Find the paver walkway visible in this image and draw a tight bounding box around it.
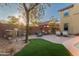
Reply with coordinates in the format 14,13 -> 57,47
63,36 -> 79,56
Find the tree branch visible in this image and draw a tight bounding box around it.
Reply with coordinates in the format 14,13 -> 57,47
28,3 -> 39,12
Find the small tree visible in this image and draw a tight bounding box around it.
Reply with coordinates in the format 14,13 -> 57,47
0,3 -> 51,43
19,3 -> 51,43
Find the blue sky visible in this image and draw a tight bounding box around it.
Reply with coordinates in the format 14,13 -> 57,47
41,3 -> 72,22
0,3 -> 72,22
0,4 -> 19,20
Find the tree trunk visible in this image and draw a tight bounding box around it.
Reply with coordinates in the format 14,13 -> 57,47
23,3 -> 29,43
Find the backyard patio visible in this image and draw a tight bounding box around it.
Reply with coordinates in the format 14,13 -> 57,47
0,34 -> 73,56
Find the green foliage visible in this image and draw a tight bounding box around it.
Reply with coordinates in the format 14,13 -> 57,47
7,16 -> 19,28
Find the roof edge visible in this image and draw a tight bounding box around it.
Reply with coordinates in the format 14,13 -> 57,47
58,4 -> 74,12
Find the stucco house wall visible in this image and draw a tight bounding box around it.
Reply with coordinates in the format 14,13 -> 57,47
59,4 -> 79,34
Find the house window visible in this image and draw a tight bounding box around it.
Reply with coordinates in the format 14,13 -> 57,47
64,10 -> 69,16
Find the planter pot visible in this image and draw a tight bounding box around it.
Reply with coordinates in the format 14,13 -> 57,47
62,31 -> 69,36
56,31 -> 61,36
36,32 -> 43,37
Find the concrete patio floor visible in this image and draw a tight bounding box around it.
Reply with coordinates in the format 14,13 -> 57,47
29,35 -> 74,44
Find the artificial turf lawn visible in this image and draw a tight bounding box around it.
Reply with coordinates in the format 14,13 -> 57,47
14,38 -> 71,56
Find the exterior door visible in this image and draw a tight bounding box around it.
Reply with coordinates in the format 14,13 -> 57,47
64,23 -> 68,31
